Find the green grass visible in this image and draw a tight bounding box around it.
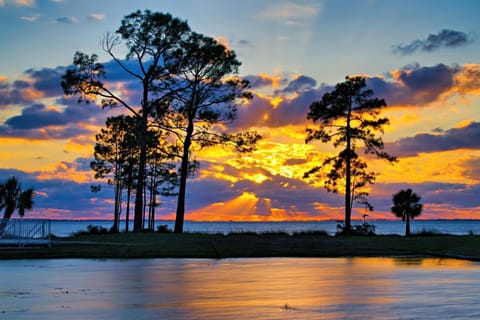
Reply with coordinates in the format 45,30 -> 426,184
1,233 -> 480,260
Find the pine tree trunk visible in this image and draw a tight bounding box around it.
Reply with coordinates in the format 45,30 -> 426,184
125,185 -> 131,233
344,100 -> 353,233
125,165 -> 133,233
134,113 -> 148,232
174,118 -> 194,234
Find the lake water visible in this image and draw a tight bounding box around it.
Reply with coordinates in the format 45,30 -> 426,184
1,258 -> 479,319
48,219 -> 480,237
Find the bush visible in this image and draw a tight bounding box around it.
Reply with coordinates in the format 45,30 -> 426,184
157,224 -> 171,233
336,222 -> 376,236
74,224 -> 109,236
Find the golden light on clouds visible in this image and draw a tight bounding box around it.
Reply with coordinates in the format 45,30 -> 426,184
243,173 -> 270,184
374,150 -> 480,186
21,87 -> 44,100
37,161 -> 94,183
0,137 -> 73,171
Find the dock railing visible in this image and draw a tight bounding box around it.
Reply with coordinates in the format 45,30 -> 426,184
0,219 -> 52,247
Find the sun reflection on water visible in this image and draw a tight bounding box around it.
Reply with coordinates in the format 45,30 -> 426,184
1,258 -> 479,319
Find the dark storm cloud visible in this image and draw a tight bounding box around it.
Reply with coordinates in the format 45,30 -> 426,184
0,66 -> 67,107
13,80 -> 29,89
5,101 -> 103,130
0,83 -> 31,107
0,124 -> 91,140
393,29 -> 474,55
234,80 -> 331,129
183,177 -> 239,211
0,89 -> 24,107
270,86 -> 326,126
243,75 -> 277,89
366,63 -> 458,106
6,104 -> 66,129
386,122 -> 480,157
0,165 -> 104,215
0,98 -> 104,139
237,64 -> 464,131
275,75 -> 317,95
24,66 -> 67,97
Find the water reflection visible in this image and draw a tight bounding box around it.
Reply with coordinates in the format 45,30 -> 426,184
0,258 -> 479,319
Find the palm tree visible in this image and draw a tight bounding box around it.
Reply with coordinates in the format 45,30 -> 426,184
391,188 -> 423,236
0,176 -> 35,234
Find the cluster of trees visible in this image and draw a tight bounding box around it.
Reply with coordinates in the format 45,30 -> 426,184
59,10 -> 423,235
61,10 -> 260,233
1,11 -> 425,237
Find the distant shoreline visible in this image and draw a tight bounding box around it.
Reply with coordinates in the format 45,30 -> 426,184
1,233 -> 479,261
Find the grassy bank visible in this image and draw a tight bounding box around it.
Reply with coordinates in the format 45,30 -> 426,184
1,233 -> 480,260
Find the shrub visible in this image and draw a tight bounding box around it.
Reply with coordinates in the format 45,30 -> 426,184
336,222 -> 376,236
157,225 -> 171,233
74,224 -> 108,236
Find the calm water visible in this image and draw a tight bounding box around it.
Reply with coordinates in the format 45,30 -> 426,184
1,258 -> 479,319
49,219 -> 480,237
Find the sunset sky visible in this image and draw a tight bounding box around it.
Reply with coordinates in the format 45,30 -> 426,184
1,0 -> 480,221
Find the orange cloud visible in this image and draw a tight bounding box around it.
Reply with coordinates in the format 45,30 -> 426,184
37,160 -> 94,184
215,36 -> 230,48
21,87 -> 44,100
455,64 -> 480,95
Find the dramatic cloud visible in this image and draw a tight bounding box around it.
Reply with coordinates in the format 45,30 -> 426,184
24,66 -> 67,97
275,75 -> 316,95
236,63 -> 480,131
235,78 -> 330,129
0,83 -> 31,107
0,98 -> 105,139
0,66 -> 69,107
386,122 -> 480,157
243,74 -> 287,90
6,104 -> 68,129
366,63 -> 459,106
393,29 -> 473,55
56,16 -> 79,24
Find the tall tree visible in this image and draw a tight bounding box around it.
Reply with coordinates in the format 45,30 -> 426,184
391,188 -> 423,236
91,115 -> 138,232
62,10 -> 190,232
159,32 -> 260,233
0,177 -> 34,234
144,129 -> 178,231
305,76 -> 396,232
